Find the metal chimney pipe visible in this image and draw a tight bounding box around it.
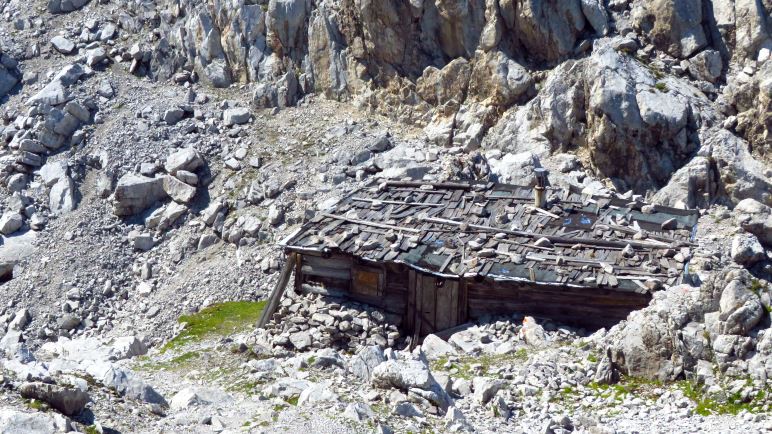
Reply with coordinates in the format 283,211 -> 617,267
533,168 -> 548,209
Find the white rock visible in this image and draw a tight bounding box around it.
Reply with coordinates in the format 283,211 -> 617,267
223,107 -> 251,126
421,334 -> 457,360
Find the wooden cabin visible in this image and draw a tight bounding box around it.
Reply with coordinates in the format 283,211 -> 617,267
260,180 -> 699,338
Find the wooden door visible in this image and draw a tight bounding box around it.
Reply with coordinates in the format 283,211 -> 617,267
413,273 -> 460,336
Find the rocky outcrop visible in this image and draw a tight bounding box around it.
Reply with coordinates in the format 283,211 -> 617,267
603,269 -> 769,382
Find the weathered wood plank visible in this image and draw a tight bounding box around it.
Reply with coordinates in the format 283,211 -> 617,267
257,254 -> 297,328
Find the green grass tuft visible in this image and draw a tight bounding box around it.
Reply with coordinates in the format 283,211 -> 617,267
654,82 -> 669,93
677,379 -> 771,416
162,301 -> 266,352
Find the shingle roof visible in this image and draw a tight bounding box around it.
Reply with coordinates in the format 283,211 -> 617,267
282,180 -> 700,294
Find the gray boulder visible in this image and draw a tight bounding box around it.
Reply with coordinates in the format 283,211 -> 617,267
84,360 -> 166,405
604,284 -> 706,380
223,107 -> 251,126
421,334 -> 457,361
688,49 -> 723,83
6,174 -> 27,192
40,161 -> 69,187
633,0 -> 707,58
735,198 -> 772,246
161,175 -> 197,203
48,0 -> 90,13
719,278 -> 764,335
50,36 -> 76,55
19,382 -> 89,416
169,387 -> 232,411
29,63 -> 87,106
112,174 -> 167,216
49,177 -> 77,214
371,358 -> 452,410
731,233 -> 765,267
164,148 -> 204,175
163,108 -> 185,125
350,345 -> 386,381
472,376 -> 503,405
580,0 -> 609,35
289,331 -> 312,351
0,409 -> 69,433
0,212 -> 23,235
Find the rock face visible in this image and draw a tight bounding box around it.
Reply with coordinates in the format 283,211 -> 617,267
633,0 -> 707,58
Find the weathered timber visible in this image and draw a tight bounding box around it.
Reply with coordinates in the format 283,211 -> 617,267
257,254 -> 297,328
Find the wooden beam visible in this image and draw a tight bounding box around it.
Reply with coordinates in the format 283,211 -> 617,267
301,264 -> 350,280
300,283 -> 347,297
420,216 -> 674,250
351,197 -> 445,207
383,180 -> 475,190
321,212 -> 422,234
257,253 -> 297,328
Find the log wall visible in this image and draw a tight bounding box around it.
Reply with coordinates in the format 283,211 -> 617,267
466,278 -> 651,329
296,253 -> 409,322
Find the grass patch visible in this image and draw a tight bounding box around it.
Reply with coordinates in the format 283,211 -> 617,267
84,426 -> 100,434
25,399 -> 46,411
654,82 -> 669,93
678,380 -> 771,416
138,351 -> 202,372
431,349 -> 530,380
284,395 -> 299,406
585,375 -> 663,403
162,301 -> 266,352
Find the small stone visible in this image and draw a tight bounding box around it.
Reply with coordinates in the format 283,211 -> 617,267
163,108 -> 185,125
223,107 -> 251,126
51,36 -> 76,54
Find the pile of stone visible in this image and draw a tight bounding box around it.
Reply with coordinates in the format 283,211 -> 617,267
259,291 -> 405,354
112,147 -> 205,224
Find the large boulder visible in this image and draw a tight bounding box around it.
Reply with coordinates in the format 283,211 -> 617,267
28,63 -> 87,106
421,334 -> 457,361
48,0 -> 91,14
0,212 -> 23,235
83,360 -> 166,405
112,174 -> 167,216
735,198 -> 772,246
350,345 -> 386,381
731,233 -> 766,267
718,278 -> 765,335
371,358 -> 452,410
19,382 -> 89,416
169,387 -> 232,411
161,175 -> 197,204
501,0 -> 587,62
164,148 -> 204,175
0,409 -> 69,433
49,177 -> 77,214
